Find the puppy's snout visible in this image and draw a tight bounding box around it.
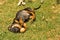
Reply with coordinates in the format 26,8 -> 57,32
8,26 -> 20,33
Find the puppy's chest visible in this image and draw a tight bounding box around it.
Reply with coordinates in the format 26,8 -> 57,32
18,10 -> 30,21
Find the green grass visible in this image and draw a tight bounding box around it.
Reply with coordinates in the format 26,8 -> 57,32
0,0 -> 60,40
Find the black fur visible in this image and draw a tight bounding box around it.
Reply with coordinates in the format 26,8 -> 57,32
8,26 -> 20,33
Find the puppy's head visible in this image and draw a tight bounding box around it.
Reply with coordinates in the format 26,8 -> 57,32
8,24 -> 20,33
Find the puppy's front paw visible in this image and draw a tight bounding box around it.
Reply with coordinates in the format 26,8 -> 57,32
20,28 -> 26,33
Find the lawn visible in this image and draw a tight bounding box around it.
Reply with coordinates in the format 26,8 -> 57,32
0,0 -> 60,40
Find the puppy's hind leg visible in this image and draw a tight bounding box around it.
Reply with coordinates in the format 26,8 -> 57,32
29,12 -> 36,23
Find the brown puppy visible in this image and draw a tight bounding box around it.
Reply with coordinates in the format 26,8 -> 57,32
8,5 -> 42,33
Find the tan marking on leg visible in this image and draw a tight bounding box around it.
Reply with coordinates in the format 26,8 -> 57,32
19,17 -> 24,26
23,23 -> 27,28
29,12 -> 36,22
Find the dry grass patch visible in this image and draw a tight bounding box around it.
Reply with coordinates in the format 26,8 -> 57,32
0,0 -> 7,5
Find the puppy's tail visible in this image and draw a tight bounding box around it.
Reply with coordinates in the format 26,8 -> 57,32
34,5 -> 41,10
34,0 -> 44,10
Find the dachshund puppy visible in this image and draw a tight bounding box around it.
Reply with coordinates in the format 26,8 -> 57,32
8,4 -> 43,33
